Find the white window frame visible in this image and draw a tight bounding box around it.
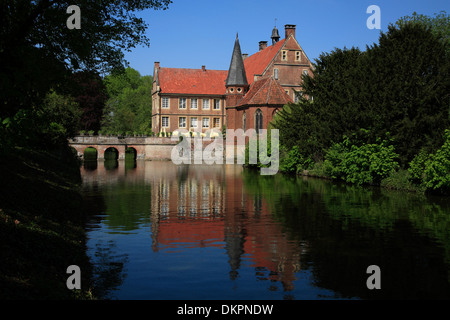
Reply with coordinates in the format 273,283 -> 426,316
274,68 -> 279,80
295,51 -> 301,61
282,50 -> 287,61
202,99 -> 210,110
213,117 -> 221,128
162,116 -> 169,128
179,117 -> 186,128
202,117 -> 210,128
213,99 -> 220,110
190,117 -> 198,128
179,98 -> 187,109
191,98 -> 198,109
162,97 -> 170,109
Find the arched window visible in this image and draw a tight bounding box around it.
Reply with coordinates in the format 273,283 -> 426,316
255,109 -> 263,134
242,111 -> 246,131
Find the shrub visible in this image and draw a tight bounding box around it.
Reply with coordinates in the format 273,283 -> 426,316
408,149 -> 431,184
422,129 -> 450,192
324,135 -> 400,185
280,145 -> 313,174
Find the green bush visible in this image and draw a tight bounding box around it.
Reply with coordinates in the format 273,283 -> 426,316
408,149 -> 431,184
422,130 -> 450,192
280,145 -> 313,174
407,130 -> 450,193
324,135 -> 400,185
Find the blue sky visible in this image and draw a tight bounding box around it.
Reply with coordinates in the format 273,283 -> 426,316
124,0 -> 449,76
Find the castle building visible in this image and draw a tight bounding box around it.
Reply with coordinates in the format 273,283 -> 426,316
152,24 -> 313,134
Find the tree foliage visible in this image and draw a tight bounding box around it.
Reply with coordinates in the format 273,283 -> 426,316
409,130 -> 450,193
395,11 -> 449,51
69,71 -> 108,133
323,133 -> 400,185
101,68 -> 152,135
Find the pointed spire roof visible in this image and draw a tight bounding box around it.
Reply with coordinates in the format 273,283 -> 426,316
226,34 -> 248,87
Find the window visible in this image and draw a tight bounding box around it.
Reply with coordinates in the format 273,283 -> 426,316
162,116 -> 169,128
191,117 -> 198,128
202,117 -> 210,128
191,98 -> 198,109
255,109 -> 263,134
179,98 -> 186,109
202,99 -> 210,109
179,117 -> 186,128
162,97 -> 169,109
303,70 -> 308,76
213,118 -> 220,128
282,50 -> 287,61
274,68 -> 279,80
294,91 -> 302,103
242,112 -> 246,131
295,51 -> 301,61
213,99 -> 220,110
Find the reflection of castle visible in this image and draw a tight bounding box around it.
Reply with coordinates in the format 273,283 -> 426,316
149,163 -> 302,291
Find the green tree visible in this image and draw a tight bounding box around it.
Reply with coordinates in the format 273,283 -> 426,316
396,11 -> 449,51
101,68 -> 152,135
1,91 -> 81,150
367,22 -> 450,164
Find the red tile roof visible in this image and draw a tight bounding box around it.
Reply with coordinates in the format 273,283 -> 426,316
237,76 -> 293,107
243,39 -> 285,85
158,68 -> 228,95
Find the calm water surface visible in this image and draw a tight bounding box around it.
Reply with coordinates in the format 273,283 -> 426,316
81,160 -> 450,300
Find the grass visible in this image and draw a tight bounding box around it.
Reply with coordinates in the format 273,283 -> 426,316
0,146 -> 95,299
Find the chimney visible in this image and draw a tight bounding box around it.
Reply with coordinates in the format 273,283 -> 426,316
202,65 -> 206,71
259,41 -> 268,51
285,24 -> 296,39
155,61 -> 160,69
242,53 -> 248,60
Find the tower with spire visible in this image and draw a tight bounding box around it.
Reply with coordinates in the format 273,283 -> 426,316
225,34 -> 249,130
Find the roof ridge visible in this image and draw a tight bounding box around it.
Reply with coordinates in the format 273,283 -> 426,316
160,67 -> 227,72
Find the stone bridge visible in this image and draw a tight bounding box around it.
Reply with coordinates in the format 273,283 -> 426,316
69,135 -> 179,160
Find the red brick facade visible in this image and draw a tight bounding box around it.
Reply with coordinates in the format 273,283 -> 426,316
152,24 -> 313,133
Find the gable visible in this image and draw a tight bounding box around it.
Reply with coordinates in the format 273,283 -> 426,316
243,39 -> 285,85
237,77 -> 293,107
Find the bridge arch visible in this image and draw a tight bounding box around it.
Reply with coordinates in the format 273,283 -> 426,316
83,146 -> 98,160
126,147 -> 137,160
99,145 -> 126,160
104,147 -> 119,160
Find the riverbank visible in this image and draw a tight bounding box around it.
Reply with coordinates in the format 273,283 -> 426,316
0,146 -> 95,299
297,162 -> 428,194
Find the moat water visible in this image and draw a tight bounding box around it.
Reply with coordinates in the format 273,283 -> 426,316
81,159 -> 450,299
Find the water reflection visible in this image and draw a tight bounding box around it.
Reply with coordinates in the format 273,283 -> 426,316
81,160 -> 450,299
